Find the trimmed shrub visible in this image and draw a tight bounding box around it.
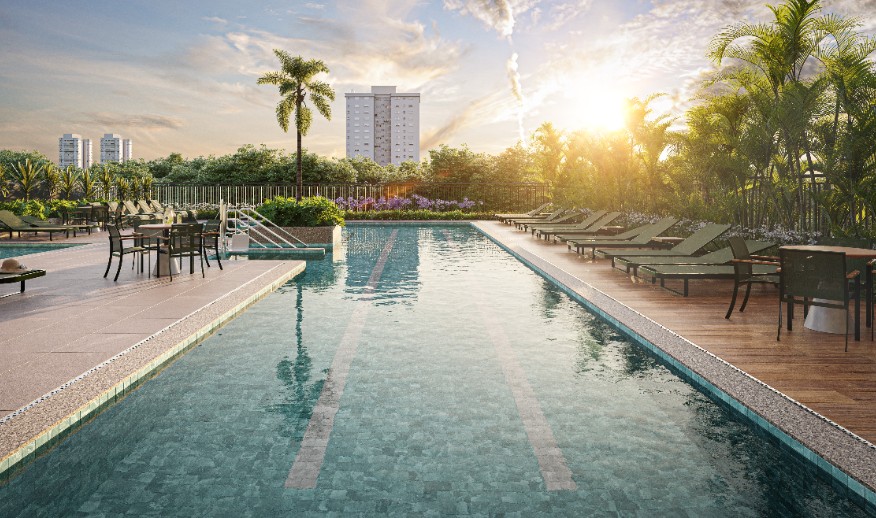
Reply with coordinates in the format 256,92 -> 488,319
258,196 -> 345,227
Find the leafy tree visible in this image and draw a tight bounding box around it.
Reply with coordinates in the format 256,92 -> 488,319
43,163 -> 61,200
12,159 -> 43,201
80,167 -> 96,199
96,165 -> 114,200
257,50 -> 335,200
0,163 -> 9,198
59,166 -> 79,200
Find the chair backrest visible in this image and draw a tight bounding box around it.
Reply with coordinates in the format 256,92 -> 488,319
169,223 -> 204,255
670,224 -> 732,255
106,224 -> 124,252
779,249 -> 849,302
203,220 -> 221,233
150,200 -> 164,213
563,210 -> 606,230
137,200 -> 153,213
630,217 -> 679,243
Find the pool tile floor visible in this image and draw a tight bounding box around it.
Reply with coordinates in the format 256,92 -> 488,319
0,231 -> 305,472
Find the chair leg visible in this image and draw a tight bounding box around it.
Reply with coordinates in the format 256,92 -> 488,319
114,254 -> 124,281
777,300 -> 782,341
725,283 -> 740,319
215,247 -> 222,270
104,254 -> 113,278
739,283 -> 754,313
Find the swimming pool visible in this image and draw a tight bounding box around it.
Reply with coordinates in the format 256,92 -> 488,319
0,225 -> 870,516
0,243 -> 79,259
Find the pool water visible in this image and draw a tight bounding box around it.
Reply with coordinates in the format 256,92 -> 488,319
0,225 -> 870,516
0,243 -> 78,259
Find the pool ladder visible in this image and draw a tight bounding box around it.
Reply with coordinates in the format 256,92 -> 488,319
223,204 -> 325,255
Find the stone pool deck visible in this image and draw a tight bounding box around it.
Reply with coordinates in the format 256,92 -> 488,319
0,230 -> 305,477
475,221 -> 876,505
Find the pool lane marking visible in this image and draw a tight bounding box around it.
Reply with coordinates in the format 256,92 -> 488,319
285,229 -> 398,489
443,230 -> 577,491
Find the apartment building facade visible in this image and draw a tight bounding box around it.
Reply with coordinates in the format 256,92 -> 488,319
345,86 -> 420,166
58,134 -> 93,170
100,133 -> 133,163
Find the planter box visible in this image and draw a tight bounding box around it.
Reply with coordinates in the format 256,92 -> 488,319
249,225 -> 341,249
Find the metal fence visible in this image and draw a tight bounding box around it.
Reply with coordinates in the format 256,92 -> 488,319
151,182 -> 550,212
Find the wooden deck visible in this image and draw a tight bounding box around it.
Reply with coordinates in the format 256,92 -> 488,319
477,221 -> 876,444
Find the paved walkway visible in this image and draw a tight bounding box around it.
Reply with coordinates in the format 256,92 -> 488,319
0,230 -> 304,475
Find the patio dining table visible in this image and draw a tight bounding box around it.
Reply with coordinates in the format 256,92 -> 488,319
139,223 -> 179,276
780,245 -> 876,338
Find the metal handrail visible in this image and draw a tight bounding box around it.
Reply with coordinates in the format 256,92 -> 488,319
225,204 -> 309,249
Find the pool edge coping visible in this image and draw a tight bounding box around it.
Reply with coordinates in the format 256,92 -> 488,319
473,221 -> 876,509
0,261 -> 306,481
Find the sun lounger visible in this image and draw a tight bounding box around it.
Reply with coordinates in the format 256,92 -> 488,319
20,215 -> 91,236
0,269 -> 46,293
596,223 -> 732,265
568,218 -> 679,256
637,262 -> 780,296
613,240 -> 775,276
532,211 -> 621,239
495,202 -> 552,223
0,210 -> 72,241
555,220 -> 657,244
515,210 -> 583,231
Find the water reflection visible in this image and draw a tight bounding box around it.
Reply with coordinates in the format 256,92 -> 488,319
266,283 -> 324,438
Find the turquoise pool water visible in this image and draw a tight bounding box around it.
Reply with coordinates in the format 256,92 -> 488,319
0,243 -> 78,259
0,225 -> 870,516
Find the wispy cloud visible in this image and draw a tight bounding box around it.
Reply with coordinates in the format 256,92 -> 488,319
85,113 -> 185,130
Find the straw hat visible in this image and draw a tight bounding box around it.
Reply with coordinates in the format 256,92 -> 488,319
0,258 -> 28,273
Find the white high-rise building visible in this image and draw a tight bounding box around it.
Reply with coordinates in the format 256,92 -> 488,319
58,134 -> 92,170
346,86 -> 419,167
100,133 -> 133,163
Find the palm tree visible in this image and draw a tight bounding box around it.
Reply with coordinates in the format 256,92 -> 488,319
0,163 -> 10,199
43,163 -> 60,200
257,50 -> 335,201
80,167 -> 96,199
95,165 -> 114,200
60,166 -> 80,200
12,159 -> 43,201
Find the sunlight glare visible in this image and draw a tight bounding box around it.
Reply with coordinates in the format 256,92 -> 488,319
572,87 -> 628,132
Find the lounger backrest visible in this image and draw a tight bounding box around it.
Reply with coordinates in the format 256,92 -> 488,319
568,210 -> 607,230
123,201 -> 141,215
668,223 -> 732,255
584,211 -> 621,232
526,202 -> 552,216
137,200 -> 153,213
629,218 -> 679,243
0,210 -> 28,229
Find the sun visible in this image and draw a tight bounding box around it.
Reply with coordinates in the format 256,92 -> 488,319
571,88 -> 628,132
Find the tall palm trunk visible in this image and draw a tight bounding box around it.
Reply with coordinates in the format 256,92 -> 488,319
296,129 -> 303,201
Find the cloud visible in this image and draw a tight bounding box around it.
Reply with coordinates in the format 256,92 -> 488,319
203,16 -> 228,25
84,113 -> 185,130
444,0 -> 516,38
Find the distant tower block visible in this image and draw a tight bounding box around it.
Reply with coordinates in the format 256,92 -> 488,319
345,86 -> 420,166
58,134 -> 92,169
100,133 -> 133,163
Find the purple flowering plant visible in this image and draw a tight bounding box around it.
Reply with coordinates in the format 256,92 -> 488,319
334,195 -> 480,212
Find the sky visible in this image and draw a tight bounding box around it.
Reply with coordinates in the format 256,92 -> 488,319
1,0 -> 874,162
